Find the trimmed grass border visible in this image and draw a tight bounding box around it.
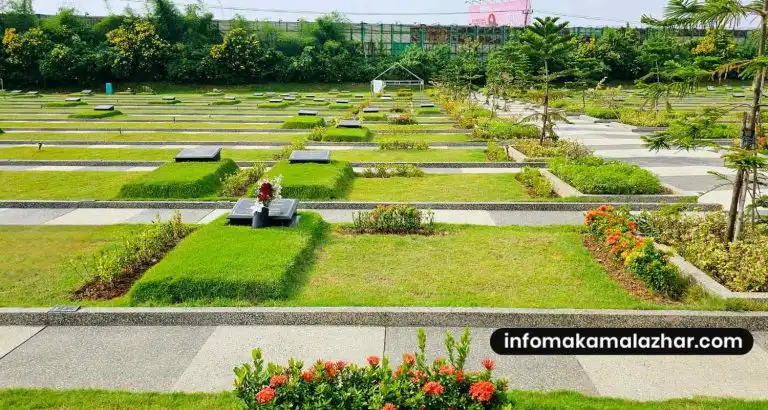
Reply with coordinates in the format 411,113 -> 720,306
267,160 -> 354,200
118,160 -> 239,199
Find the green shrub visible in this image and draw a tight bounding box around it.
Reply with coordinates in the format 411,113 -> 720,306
10,93 -> 42,98
281,116 -> 326,129
130,212 -> 327,305
619,109 -> 687,127
323,127 -> 373,142
118,159 -> 239,199
68,110 -> 123,119
512,139 -> 592,160
352,205 -> 435,234
360,164 -> 425,178
388,113 -> 418,125
70,213 -> 194,293
267,160 -> 354,200
390,105 -> 407,113
472,119 -> 539,140
203,92 -> 224,96
515,168 -> 555,197
259,102 -> 290,109
549,157 -> 665,195
359,112 -> 388,121
43,101 -> 87,108
463,108 -> 491,118
486,141 -> 507,161
416,107 -> 442,115
273,140 -> 307,160
396,90 -> 413,97
328,103 -> 352,110
210,99 -> 241,106
220,165 -> 266,197
378,140 -> 428,150
549,100 -> 570,109
307,126 -> 326,141
585,106 -> 619,119
148,100 -> 181,105
303,100 -> 330,106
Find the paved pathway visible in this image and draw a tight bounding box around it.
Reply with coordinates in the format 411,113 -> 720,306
0,208 -> 585,226
1,325 -> 767,401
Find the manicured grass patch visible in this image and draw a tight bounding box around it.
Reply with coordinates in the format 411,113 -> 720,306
281,116 -> 325,129
331,149 -> 487,162
203,92 -> 224,96
585,105 -> 619,119
549,157 -> 665,195
347,174 -> 532,202
0,171 -> 142,200
267,160 -> 354,200
0,225 -> 142,307
147,99 -> 181,105
210,99 -> 241,106
416,107 -> 442,115
323,127 -> 373,142
67,110 -> 123,119
0,389 -> 240,410
0,146 -> 180,160
43,101 -> 87,108
0,122 -> 278,130
259,101 -> 290,109
328,103 -> 352,110
359,112 -> 388,121
118,160 -> 239,199
287,225 -> 646,308
130,213 -> 327,305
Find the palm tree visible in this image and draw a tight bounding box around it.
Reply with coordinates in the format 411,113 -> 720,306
521,17 -> 575,144
646,0 -> 768,241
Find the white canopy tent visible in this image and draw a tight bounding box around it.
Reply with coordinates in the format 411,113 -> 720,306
371,63 -> 424,95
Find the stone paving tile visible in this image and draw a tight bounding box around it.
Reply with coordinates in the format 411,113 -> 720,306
618,157 -> 725,168
385,327 -> 597,394
595,148 -> 722,159
698,190 -> 736,208
125,208 -> 214,224
197,209 -> 230,224
173,326 -> 385,392
0,208 -> 73,225
0,326 -> 43,359
28,166 -> 86,171
0,326 -> 215,391
577,345 -> 768,400
660,175 -> 727,193
45,208 -> 145,225
431,210 -> 496,225
753,332 -> 768,351
646,166 -> 734,177
489,211 -> 583,226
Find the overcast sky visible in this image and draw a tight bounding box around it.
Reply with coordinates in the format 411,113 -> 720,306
34,0 -> 674,27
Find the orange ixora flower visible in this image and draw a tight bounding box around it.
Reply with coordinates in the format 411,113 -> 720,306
404,353 -> 416,366
269,374 -> 288,387
367,356 -> 380,366
455,370 -> 465,384
255,386 -> 276,404
381,404 -> 397,410
324,361 -> 338,378
423,381 -> 445,396
481,359 -> 495,371
469,381 -> 495,402
438,364 -> 456,376
301,370 -> 315,382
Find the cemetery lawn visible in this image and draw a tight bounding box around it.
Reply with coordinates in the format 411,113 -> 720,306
0,171 -> 144,200
1,389 -> 767,410
347,174 -> 532,202
0,132 -> 472,143
278,225 -> 648,309
0,225 -> 142,307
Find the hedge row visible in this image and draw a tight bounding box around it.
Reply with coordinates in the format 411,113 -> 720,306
118,159 -> 239,199
267,160 -> 354,200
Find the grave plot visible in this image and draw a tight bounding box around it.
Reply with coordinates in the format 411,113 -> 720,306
117,160 -> 239,199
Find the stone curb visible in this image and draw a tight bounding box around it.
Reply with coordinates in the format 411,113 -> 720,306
658,244 -> 768,302
1,307 -> 767,328
0,200 -> 721,211
0,140 -> 486,148
540,169 -> 583,197
0,160 -> 545,169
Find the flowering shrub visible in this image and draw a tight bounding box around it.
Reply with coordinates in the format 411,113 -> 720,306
273,140 -> 307,160
234,329 -> 510,409
352,205 -> 435,234
388,114 -> 418,125
307,126 -> 326,141
486,141 -> 507,162
220,165 -> 266,197
585,205 -> 686,298
379,140 -> 429,150
515,168 -> 555,198
361,164 -> 425,179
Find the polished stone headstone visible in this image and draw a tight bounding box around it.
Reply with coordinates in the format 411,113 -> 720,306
420,103 -> 435,108
381,96 -> 393,100
224,96 -> 236,100
363,107 -> 380,113
253,92 -> 264,96
298,110 -> 319,116
707,86 -> 717,91
162,96 -> 176,100
27,91 -> 39,95
313,98 -> 326,102
81,89 -> 93,94
733,93 -> 746,98
65,97 -> 81,102
355,94 -> 365,99
94,104 -> 115,111
289,150 -> 331,164
175,146 -> 222,162
337,120 -> 362,128
336,99 -> 350,104
228,198 -> 299,227
285,96 -> 297,101
10,90 -> 22,94
305,94 -> 316,98
269,98 -> 283,103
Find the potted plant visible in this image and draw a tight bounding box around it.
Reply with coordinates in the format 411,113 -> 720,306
252,175 -> 282,229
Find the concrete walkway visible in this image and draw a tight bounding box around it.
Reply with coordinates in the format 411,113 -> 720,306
1,325 -> 767,401
0,208 -> 585,226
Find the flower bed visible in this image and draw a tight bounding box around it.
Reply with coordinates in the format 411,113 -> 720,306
585,205 -> 685,298
360,164 -> 425,178
234,329 -> 509,409
511,139 -> 592,161
515,168 -> 555,197
351,205 -> 434,234
220,165 -> 266,197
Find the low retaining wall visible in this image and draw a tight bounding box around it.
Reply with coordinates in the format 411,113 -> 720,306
1,307 -> 767,328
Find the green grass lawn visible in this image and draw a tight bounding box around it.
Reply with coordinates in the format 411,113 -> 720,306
0,147 -> 488,162
267,161 -> 354,200
0,132 -> 471,143
0,121 -> 280,130
118,160 -> 238,199
0,225 -> 141,307
347,174 -> 531,202
0,171 -> 143,200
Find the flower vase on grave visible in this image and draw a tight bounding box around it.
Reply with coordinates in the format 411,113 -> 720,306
252,207 -> 270,229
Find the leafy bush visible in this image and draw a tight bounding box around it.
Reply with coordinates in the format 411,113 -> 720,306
130,212 -> 327,305
44,101 -> 87,108
148,100 -> 181,105
323,127 -> 373,142
396,89 -> 413,97
328,103 -> 352,110
359,112 -> 388,121
220,165 -> 266,197
378,140 -> 428,150
549,157 -> 665,195
259,102 -> 290,109
235,328 -> 509,409
388,113 -> 418,125
512,139 -> 593,160
282,116 -> 326,129
390,105 -> 407,113
416,107 -> 442,115
307,126 -> 326,141
619,109 -> 686,127
472,119 -> 539,140
118,159 -> 239,199
273,140 -> 308,160
71,213 -> 193,290
586,205 -> 686,298
360,164 -> 425,178
515,168 -> 555,197
352,205 -> 435,234
210,99 -> 241,106
68,110 -> 123,119
585,105 -> 619,119
267,161 -> 354,200
486,141 -> 507,161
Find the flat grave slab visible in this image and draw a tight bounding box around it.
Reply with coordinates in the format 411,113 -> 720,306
363,107 -> 380,113
626,90 -> 635,94
266,92 -> 276,96
420,103 -> 435,108
313,98 -> 326,102
10,90 -> 22,94
223,96 -> 236,100
285,96 -> 297,101
381,96 -> 393,100
27,91 -> 39,95
337,120 -> 362,128
81,89 -> 93,94
305,94 -> 316,98
355,94 -> 365,99
175,146 -> 222,162
94,105 -> 115,111
228,198 -> 299,227
298,110 -> 319,116
289,150 -> 331,164
707,86 -> 717,91
162,96 -> 176,100
65,97 -> 81,102
612,97 -> 625,102
336,99 -> 350,104
281,93 -> 292,97
253,92 -> 264,96
269,98 -> 283,103
733,93 -> 746,98
382,94 -> 392,97
726,86 -> 734,90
